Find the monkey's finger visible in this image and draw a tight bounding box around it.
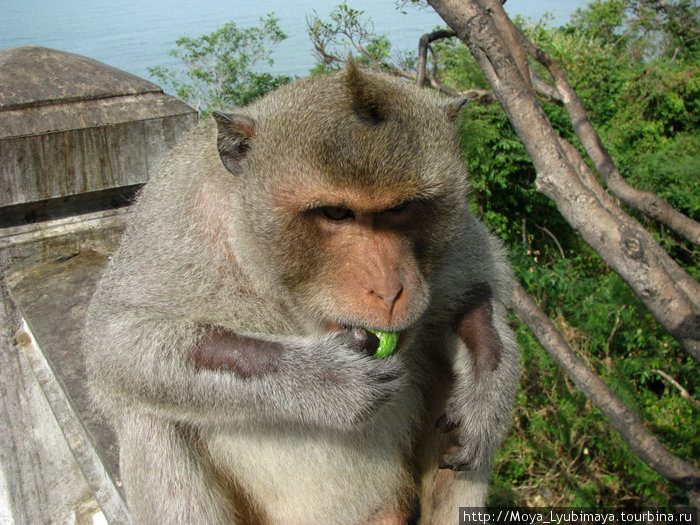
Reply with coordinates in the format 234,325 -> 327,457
350,327 -> 380,355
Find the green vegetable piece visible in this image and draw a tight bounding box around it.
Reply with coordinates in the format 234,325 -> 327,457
366,329 -> 399,358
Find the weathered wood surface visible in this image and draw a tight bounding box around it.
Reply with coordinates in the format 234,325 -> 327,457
0,113 -> 191,207
1,247 -> 132,524
0,208 -> 128,272
0,286 -> 91,524
0,46 -> 197,208
0,254 -> 118,525
8,250 -> 119,482
0,45 -> 198,523
0,45 -> 161,108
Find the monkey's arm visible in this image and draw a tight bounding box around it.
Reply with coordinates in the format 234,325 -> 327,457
85,314 -> 404,430
437,283 -> 520,471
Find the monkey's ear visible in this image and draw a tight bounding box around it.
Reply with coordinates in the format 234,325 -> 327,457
343,59 -> 387,123
212,111 -> 256,174
444,96 -> 468,122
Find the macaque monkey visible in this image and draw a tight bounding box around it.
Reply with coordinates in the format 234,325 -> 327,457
84,62 -> 519,524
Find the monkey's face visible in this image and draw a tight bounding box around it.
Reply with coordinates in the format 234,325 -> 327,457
268,181 -> 444,333
213,63 -> 470,336
220,146 -> 467,338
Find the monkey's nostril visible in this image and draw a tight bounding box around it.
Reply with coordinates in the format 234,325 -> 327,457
371,284 -> 403,305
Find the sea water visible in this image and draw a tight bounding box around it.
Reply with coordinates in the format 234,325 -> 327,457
0,0 -> 588,84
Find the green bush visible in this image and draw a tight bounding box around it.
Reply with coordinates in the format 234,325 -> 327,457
149,14 -> 293,117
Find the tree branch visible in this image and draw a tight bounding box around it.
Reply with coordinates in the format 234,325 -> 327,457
508,281 -> 700,507
533,222 -> 566,259
518,27 -> 700,246
651,370 -> 700,406
416,29 -> 456,87
426,0 -> 700,362
529,69 -> 562,102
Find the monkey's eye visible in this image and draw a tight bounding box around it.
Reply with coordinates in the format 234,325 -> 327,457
386,201 -> 409,214
320,206 -> 355,221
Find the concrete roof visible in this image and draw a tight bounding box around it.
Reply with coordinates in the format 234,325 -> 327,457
0,45 -> 163,110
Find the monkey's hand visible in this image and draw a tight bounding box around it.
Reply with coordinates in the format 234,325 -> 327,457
435,400 -> 509,472
189,326 -> 407,429
436,283 -> 519,471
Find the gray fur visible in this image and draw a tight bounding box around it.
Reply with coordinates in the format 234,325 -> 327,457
84,64 -> 519,524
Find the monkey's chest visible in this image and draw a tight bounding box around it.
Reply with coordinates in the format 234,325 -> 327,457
201,419 -> 416,524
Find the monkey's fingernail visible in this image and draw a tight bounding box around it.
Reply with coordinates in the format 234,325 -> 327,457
350,327 -> 379,355
436,414 -> 457,433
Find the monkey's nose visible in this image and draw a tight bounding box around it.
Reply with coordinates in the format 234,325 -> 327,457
370,283 -> 404,306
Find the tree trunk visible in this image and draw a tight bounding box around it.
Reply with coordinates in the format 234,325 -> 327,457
426,0 -> 700,362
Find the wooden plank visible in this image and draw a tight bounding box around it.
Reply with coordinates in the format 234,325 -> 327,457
16,319 -> 130,525
0,109 -> 196,207
0,265 -> 96,523
1,249 -> 131,524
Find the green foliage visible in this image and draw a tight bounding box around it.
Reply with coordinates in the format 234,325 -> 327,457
490,246 -> 699,506
569,0 -> 627,44
431,36 -> 491,91
627,0 -> 700,62
603,64 -> 700,224
149,14 -> 293,117
457,101 -> 579,254
567,0 -> 700,62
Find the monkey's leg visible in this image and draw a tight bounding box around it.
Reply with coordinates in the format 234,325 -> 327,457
118,410 -> 236,525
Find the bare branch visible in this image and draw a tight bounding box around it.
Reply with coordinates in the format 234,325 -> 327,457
476,0 -> 531,89
605,306 -> 625,358
533,223 -> 566,259
518,27 -> 700,246
555,132 -> 700,306
651,370 -> 700,406
416,29 -> 456,87
529,69 -> 562,102
508,281 -> 700,507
